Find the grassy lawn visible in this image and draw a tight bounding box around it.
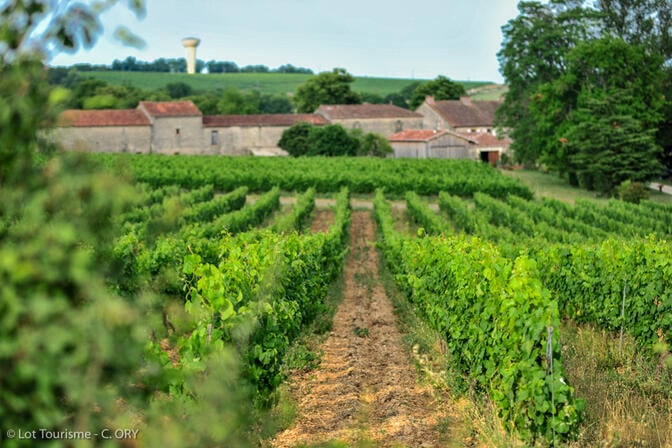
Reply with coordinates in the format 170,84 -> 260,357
77,71 -> 494,97
501,168 -> 672,205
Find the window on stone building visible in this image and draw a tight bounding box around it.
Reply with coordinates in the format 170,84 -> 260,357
211,130 -> 219,145
176,128 -> 180,135
395,120 -> 403,132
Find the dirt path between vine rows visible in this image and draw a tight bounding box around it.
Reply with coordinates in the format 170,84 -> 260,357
272,210 -> 446,448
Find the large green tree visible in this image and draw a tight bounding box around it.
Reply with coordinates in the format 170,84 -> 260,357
530,36 -> 664,181
496,1 -> 598,164
294,68 -> 361,113
408,75 -> 466,109
498,0 -> 671,183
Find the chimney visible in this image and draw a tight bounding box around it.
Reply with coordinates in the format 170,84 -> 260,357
425,95 -> 435,105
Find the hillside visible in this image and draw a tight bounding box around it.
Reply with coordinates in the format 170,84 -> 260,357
75,70 -> 495,97
467,83 -> 508,100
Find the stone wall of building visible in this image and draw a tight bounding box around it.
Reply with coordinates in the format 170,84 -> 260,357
51,126 -> 151,153
415,102 -> 445,131
454,125 -> 493,134
151,116 -> 203,154
329,117 -> 424,137
392,141 -> 427,158
428,146 -> 474,159
205,125 -> 287,155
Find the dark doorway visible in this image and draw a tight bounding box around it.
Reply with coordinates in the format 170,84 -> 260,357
480,150 -> 499,167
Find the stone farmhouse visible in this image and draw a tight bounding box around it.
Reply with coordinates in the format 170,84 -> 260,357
416,96 -> 501,135
53,96 -> 509,163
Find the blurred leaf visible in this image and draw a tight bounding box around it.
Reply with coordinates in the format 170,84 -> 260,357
113,25 -> 145,49
127,0 -> 146,18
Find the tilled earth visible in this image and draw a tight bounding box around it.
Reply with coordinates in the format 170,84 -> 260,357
272,210 -> 446,447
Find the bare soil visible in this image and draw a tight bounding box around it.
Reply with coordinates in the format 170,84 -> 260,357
310,210 -> 335,234
272,210 -> 446,448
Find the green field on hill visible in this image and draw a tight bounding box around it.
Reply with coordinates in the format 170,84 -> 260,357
78,70 -> 494,97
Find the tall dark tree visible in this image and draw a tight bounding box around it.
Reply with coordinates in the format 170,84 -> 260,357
531,37 -> 664,175
566,93 -> 663,192
527,36 -> 665,192
496,1 -> 598,163
294,68 -> 361,113
657,68 -> 672,171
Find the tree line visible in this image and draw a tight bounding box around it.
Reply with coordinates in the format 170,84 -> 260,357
497,0 -> 672,194
51,56 -> 315,74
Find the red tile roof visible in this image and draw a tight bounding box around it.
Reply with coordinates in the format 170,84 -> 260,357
317,103 -> 422,120
138,101 -> 202,117
203,113 -> 328,128
389,129 -> 477,143
426,97 -> 501,127
57,109 -> 150,127
388,129 -> 448,142
457,131 -> 512,148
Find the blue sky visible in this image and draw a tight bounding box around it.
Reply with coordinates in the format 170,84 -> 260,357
49,0 -> 522,83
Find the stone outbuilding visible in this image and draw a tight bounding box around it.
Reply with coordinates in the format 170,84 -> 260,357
461,131 -> 512,166
315,103 -> 424,137
138,101 -> 203,154
416,96 -> 500,135
54,109 -> 151,153
388,129 -> 477,159
203,113 -> 328,155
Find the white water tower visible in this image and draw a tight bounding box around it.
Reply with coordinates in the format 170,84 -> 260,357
181,37 -> 201,74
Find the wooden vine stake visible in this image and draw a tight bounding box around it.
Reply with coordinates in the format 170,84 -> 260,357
546,326 -> 556,447
619,279 -> 627,357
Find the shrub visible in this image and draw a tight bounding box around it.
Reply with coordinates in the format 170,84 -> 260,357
618,180 -> 649,204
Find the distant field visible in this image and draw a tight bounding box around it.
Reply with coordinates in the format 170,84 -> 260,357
77,71 -> 494,97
